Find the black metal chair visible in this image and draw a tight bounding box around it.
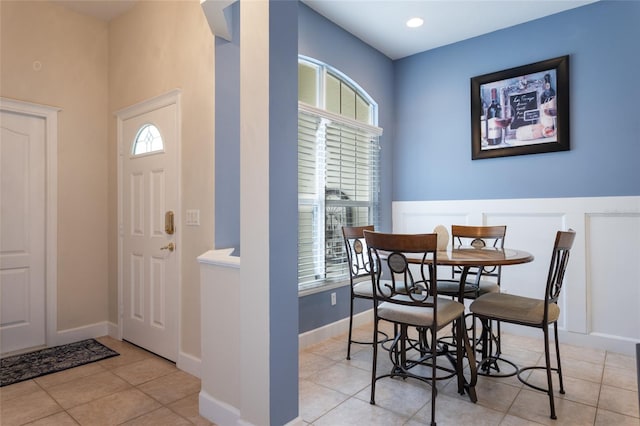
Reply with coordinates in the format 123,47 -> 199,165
342,225 -> 381,360
364,230 -> 476,426
438,225 -> 507,299
470,229 -> 576,420
437,225 -> 507,367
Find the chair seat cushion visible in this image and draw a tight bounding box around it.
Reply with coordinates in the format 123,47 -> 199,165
470,292 -> 559,326
353,280 -> 406,298
353,280 -> 375,298
437,279 -> 499,298
377,296 -> 464,330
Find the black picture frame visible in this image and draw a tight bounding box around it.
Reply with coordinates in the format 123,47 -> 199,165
471,55 -> 569,160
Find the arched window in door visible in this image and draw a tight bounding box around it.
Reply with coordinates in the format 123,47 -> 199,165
132,124 -> 164,156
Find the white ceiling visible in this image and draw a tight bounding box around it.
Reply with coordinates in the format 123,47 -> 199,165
301,0 -> 598,59
50,0 -> 597,60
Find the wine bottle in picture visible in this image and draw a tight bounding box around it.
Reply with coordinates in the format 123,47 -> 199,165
486,88 -> 502,145
540,73 -> 557,132
540,73 -> 556,104
480,98 -> 487,144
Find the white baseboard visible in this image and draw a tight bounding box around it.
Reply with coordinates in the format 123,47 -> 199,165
199,390 -> 241,425
494,323 -> 636,357
299,309 -> 374,350
178,351 -> 201,378
283,416 -> 304,426
52,321 -> 109,346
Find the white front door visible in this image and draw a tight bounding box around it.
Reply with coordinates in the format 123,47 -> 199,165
121,100 -> 179,361
0,110 -> 46,354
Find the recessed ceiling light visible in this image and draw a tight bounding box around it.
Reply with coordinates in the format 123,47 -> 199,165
406,17 -> 424,28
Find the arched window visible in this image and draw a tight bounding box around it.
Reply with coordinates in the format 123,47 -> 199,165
298,56 -> 383,292
132,124 -> 164,156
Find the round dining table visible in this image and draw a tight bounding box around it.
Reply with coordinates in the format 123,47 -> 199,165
406,245 -> 535,395
434,246 -> 534,300
435,245 -> 534,378
404,246 -> 535,298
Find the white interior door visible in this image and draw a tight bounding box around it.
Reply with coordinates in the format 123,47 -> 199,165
122,102 -> 178,361
0,110 -> 46,354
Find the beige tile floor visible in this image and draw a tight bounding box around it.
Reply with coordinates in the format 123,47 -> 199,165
1,327 -> 638,425
300,323 -> 640,425
0,337 -> 214,426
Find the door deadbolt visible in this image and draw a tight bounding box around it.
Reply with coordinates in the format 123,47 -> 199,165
160,242 -> 175,252
165,211 -> 175,235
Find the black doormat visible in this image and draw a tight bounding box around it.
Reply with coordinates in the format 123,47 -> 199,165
1,339 -> 119,387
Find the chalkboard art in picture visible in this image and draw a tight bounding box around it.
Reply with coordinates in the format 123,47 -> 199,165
471,55 -> 570,160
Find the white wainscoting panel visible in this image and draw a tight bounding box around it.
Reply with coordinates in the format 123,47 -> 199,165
393,196 -> 640,355
587,213 -> 640,343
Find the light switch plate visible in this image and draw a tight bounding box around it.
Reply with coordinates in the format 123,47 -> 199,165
186,209 -> 200,226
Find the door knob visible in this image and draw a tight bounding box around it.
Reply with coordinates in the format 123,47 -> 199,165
160,242 -> 175,252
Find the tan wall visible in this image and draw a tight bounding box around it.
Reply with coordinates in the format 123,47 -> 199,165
108,0 -> 214,358
1,0 -> 214,358
0,1 -> 110,330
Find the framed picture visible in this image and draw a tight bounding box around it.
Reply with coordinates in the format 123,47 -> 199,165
471,55 -> 569,160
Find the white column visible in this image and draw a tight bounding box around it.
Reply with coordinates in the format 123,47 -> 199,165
239,0 -> 270,424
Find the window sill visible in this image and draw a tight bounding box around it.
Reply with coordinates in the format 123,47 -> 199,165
298,279 -> 351,297
298,276 -> 370,297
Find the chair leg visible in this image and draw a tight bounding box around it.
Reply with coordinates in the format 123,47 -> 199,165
456,316 -> 465,395
479,318 -> 489,364
459,316 -> 477,402
472,315 -> 477,357
554,322 -> 565,394
370,318 -> 379,405
431,326 -> 437,426
400,325 -> 408,371
347,295 -> 355,360
543,327 -> 557,420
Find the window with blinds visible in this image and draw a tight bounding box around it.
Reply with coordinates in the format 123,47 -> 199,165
298,79 -> 382,291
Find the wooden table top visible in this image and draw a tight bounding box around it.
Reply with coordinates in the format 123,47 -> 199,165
436,246 -> 534,267
401,246 -> 534,267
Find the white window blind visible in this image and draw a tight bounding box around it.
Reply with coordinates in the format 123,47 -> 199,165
298,103 -> 382,290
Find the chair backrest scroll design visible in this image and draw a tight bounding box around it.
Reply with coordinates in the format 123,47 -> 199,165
545,230 -> 576,308
364,231 -> 438,307
342,225 -> 375,280
451,225 -> 507,284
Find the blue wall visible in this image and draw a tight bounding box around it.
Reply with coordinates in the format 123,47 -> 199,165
298,3 -> 395,233
297,3 -> 395,333
393,1 -> 640,201
214,2 -> 240,252
268,1 -> 299,424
